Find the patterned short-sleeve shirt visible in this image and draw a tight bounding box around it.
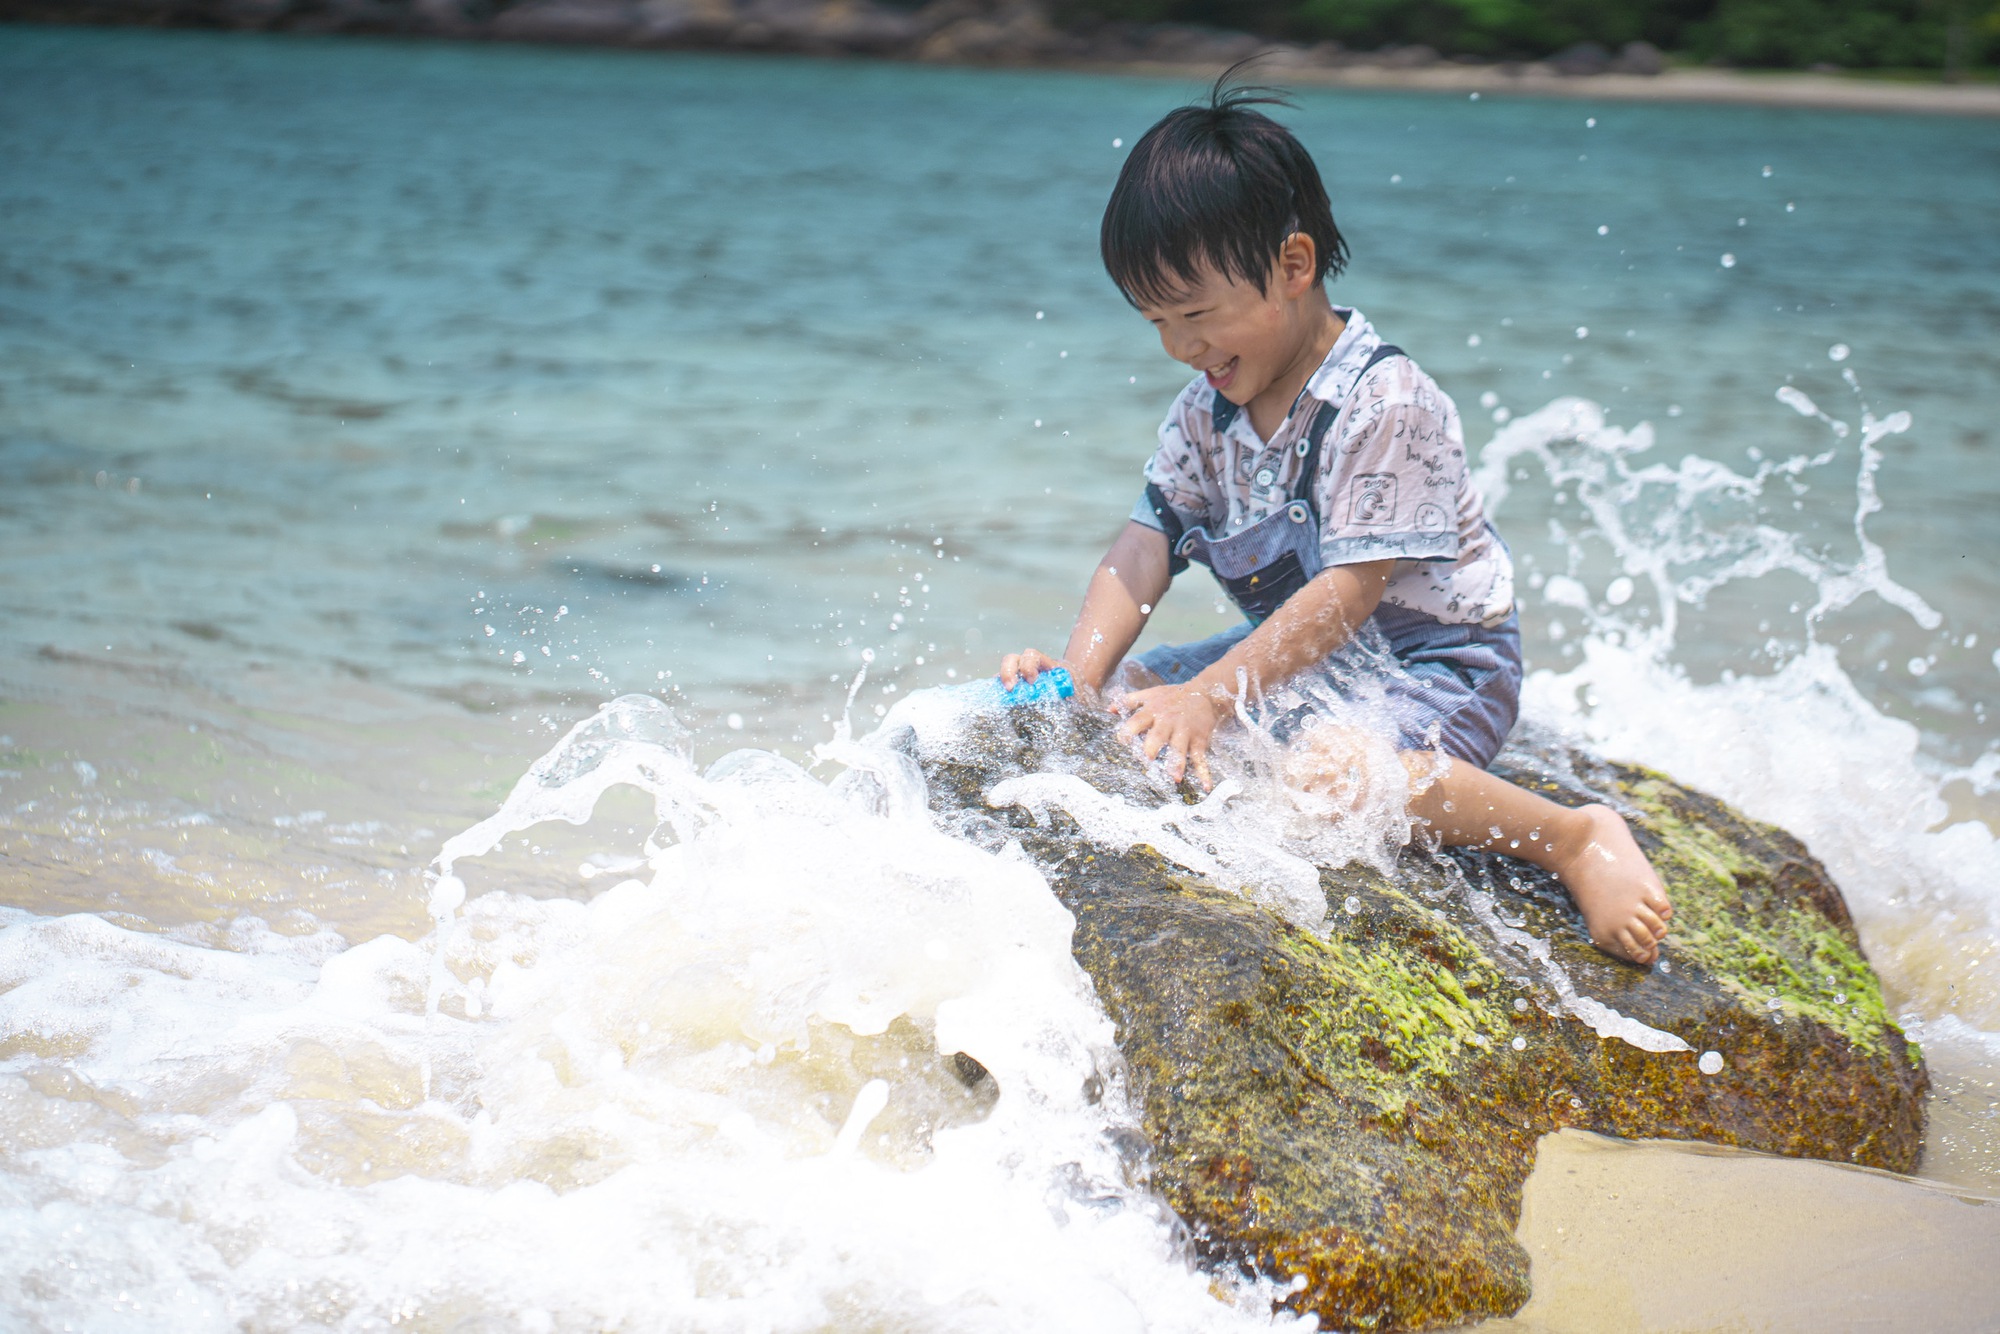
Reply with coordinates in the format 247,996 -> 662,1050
1129,308 -> 1514,627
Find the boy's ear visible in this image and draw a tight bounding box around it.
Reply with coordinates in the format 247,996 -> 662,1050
1278,233 -> 1319,299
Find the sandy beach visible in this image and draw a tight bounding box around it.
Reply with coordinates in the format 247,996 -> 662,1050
1086,59 -> 2000,118
1486,1130 -> 2000,1332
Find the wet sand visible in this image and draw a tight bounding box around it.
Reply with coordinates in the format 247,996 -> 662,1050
1479,1129 -> 2000,1332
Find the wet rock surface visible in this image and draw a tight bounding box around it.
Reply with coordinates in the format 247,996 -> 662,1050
901,702 -> 1926,1331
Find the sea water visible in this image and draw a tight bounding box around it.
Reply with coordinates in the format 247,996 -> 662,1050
1,25 -> 1998,1328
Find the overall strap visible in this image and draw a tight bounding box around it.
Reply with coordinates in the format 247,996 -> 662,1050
1290,343 -> 1405,520
1143,481 -> 1191,574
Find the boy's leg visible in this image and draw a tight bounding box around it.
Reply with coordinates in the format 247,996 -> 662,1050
1401,752 -> 1672,965
1286,726 -> 1670,964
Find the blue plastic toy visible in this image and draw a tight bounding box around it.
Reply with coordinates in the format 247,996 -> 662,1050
956,666 -> 1076,710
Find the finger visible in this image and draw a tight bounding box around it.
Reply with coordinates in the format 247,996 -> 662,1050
1633,904 -> 1667,939
1114,686 -> 1155,715
1646,884 -> 1674,918
1192,749 -> 1213,791
998,655 -> 1020,688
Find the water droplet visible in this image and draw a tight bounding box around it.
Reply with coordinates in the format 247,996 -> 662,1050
1605,576 -> 1634,606
1569,1097 -> 1582,1108
1467,333 -> 1481,347
1343,895 -> 1361,914
1514,998 -> 1529,1012
1511,1036 -> 1527,1051
1761,164 -> 1773,177
1390,173 -> 1402,183
428,874 -> 466,919
1720,253 -> 1737,268
1111,137 -> 1123,148
1828,343 -> 1850,362
726,713 -> 744,731
1698,1051 -> 1724,1075
1575,326 -> 1589,339
1908,657 -> 1930,677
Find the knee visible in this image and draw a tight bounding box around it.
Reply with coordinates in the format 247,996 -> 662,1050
1285,723 -> 1394,802
1110,658 -> 1164,692
1396,748 -> 1454,797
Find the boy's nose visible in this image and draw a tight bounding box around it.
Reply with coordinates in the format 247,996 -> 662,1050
1164,329 -> 1207,366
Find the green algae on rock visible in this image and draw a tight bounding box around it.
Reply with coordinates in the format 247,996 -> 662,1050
897,703 -> 1926,1332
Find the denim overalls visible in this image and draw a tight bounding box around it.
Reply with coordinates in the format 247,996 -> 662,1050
1134,344 -> 1523,766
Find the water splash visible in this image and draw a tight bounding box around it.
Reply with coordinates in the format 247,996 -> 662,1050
1479,371 -> 1998,1181
1472,367 -> 1938,656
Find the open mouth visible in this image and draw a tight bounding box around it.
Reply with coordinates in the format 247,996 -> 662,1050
1204,357 -> 1239,392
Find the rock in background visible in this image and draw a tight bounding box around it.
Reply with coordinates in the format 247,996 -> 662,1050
903,703 -> 1925,1330
0,0 -> 1670,74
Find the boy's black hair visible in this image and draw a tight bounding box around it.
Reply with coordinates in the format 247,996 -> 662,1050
1100,67 -> 1348,308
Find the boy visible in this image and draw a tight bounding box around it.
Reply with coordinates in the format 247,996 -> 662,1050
999,83 -> 1671,965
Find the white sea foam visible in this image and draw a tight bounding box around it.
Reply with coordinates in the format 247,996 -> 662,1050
0,697 -> 1298,1330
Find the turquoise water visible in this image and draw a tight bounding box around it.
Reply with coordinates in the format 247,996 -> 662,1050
5,27 -> 1997,743
2,25 -> 1999,1329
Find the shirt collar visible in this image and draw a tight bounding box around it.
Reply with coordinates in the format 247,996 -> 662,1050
1205,307 -> 1380,446
1303,307 -> 1381,404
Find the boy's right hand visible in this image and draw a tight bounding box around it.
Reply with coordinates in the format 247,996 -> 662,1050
998,648 -> 1066,689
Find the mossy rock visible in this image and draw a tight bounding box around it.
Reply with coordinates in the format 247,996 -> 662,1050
898,704 -> 1926,1332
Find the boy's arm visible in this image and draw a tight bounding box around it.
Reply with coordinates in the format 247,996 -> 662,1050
1118,559 -> 1393,782
1000,522 -> 1173,691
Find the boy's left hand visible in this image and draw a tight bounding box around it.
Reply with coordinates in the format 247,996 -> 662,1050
1116,682 -> 1228,788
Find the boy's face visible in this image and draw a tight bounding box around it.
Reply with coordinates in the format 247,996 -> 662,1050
1135,236 -> 1322,407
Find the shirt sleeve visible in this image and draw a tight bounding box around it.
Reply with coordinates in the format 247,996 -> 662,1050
1128,385 -> 1212,541
1314,363 -> 1466,569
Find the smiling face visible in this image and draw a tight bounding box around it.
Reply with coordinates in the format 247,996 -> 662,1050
1134,234 -> 1343,439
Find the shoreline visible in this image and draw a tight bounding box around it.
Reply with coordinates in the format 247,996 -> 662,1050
1086,58 -> 2000,117
5,9 -> 1999,119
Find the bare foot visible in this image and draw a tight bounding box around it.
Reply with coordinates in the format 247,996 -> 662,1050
1549,804 -> 1674,965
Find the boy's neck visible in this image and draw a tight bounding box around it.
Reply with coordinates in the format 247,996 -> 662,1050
1246,294 -> 1345,443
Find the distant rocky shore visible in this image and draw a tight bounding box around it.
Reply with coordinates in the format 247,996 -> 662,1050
9,0 -> 2000,116
0,0 -> 1677,74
